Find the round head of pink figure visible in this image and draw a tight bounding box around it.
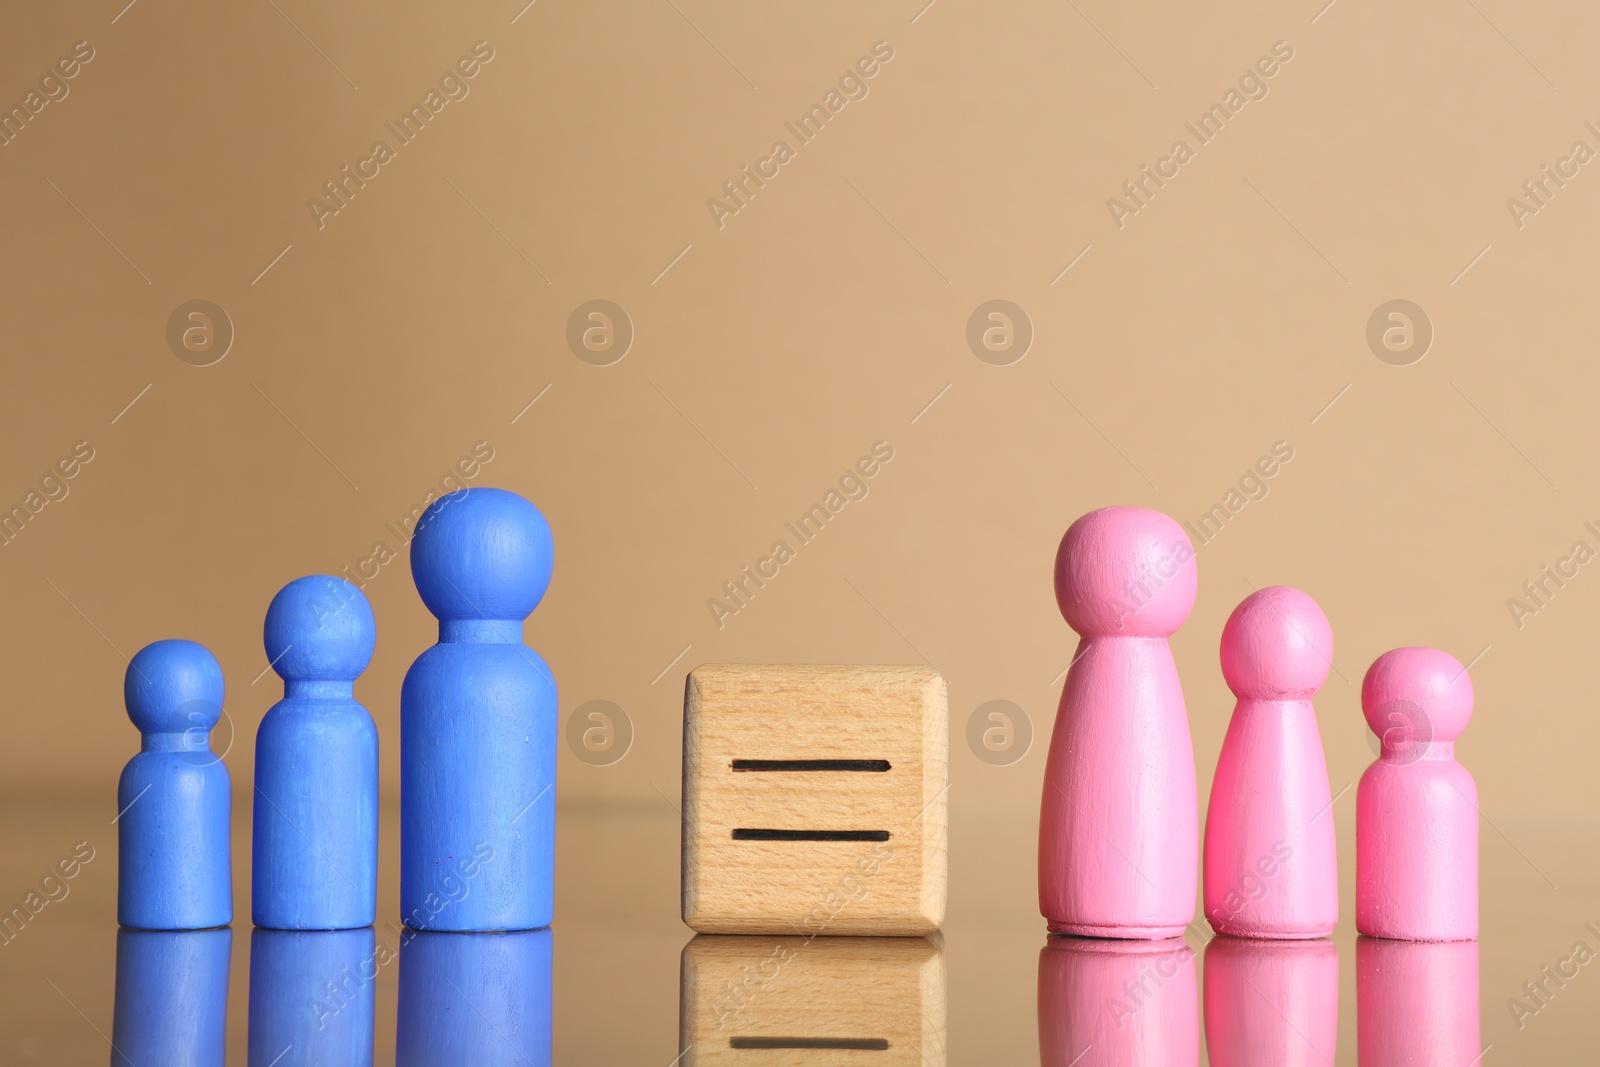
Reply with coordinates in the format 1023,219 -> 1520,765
1220,586 -> 1333,700
1361,647 -> 1473,759
1055,507 -> 1197,638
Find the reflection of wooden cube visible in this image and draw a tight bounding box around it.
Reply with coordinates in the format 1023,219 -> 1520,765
682,664 -> 947,936
680,934 -> 946,1066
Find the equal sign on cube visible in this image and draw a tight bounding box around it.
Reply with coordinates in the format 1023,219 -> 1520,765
681,664 -> 948,936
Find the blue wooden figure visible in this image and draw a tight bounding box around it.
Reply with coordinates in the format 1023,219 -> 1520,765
111,927 -> 232,1067
401,487 -> 556,932
119,639 -> 232,930
396,929 -> 552,1066
249,928 -> 377,1066
253,575 -> 378,930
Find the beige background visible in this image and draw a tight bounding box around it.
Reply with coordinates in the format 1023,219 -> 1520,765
5,0 -> 1592,823
4,0 -> 1599,1059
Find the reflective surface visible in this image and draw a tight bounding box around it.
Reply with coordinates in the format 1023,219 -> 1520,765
249,928 -> 377,1066
1,799 -> 1592,1063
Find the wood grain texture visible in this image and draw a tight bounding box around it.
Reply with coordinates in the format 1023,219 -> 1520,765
680,934 -> 945,1066
682,664 -> 947,936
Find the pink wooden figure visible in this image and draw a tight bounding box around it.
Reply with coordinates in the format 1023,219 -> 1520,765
1040,506 -> 1198,938
1203,586 -> 1338,938
1039,936 -> 1199,1066
1203,937 -> 1338,1066
1356,647 -> 1478,941
1357,937 -> 1480,1066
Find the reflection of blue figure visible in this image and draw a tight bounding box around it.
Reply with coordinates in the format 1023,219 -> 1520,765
397,929 -> 553,1066
249,928 -> 377,1067
119,640 -> 232,930
111,927 -> 231,1067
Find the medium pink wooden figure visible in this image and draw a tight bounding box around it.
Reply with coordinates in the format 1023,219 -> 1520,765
1203,937 -> 1338,1066
1040,506 -> 1198,938
1038,936 -> 1199,1066
1356,647 -> 1478,941
1203,586 -> 1338,938
1357,938 -> 1480,1066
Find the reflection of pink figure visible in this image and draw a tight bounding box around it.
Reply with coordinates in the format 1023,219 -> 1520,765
1203,937 -> 1337,1066
1204,587 -> 1338,939
1038,935 -> 1199,1067
1356,648 -> 1477,941
1040,507 -> 1199,938
1357,937 -> 1480,1066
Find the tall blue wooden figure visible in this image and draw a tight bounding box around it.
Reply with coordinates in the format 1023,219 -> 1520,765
119,639 -> 232,930
253,575 -> 378,930
111,927 -> 232,1067
401,487 -> 556,931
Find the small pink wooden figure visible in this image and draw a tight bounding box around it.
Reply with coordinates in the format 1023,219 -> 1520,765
1040,506 -> 1198,938
1038,936 -> 1199,1066
1357,937 -> 1480,1066
1203,586 -> 1338,938
1203,937 -> 1338,1066
1356,647 -> 1478,941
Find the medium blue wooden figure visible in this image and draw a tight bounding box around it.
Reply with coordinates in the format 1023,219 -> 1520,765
118,639 -> 232,930
111,927 -> 232,1067
249,928 -> 377,1066
401,488 -> 556,932
396,929 -> 553,1066
253,575 -> 378,930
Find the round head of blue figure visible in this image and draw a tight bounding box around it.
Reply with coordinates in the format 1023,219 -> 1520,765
125,639 -> 225,743
410,488 -> 553,626
264,575 -> 376,686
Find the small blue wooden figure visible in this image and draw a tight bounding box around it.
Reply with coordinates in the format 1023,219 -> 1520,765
119,639 -> 232,930
111,927 -> 232,1067
396,929 -> 552,1066
249,928 -> 377,1066
253,575 -> 378,930
401,487 -> 557,932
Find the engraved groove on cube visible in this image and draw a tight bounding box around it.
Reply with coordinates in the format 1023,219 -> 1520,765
731,829 -> 891,842
730,759 -> 891,772
729,1036 -> 890,1050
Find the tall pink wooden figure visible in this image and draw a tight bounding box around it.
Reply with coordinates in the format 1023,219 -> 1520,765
1357,938 -> 1480,1066
1203,937 -> 1338,1066
1203,586 -> 1338,938
1356,647 -> 1478,941
1040,506 -> 1198,938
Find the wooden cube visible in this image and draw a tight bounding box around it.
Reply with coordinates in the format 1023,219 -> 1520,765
680,934 -> 947,1066
682,664 -> 947,936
